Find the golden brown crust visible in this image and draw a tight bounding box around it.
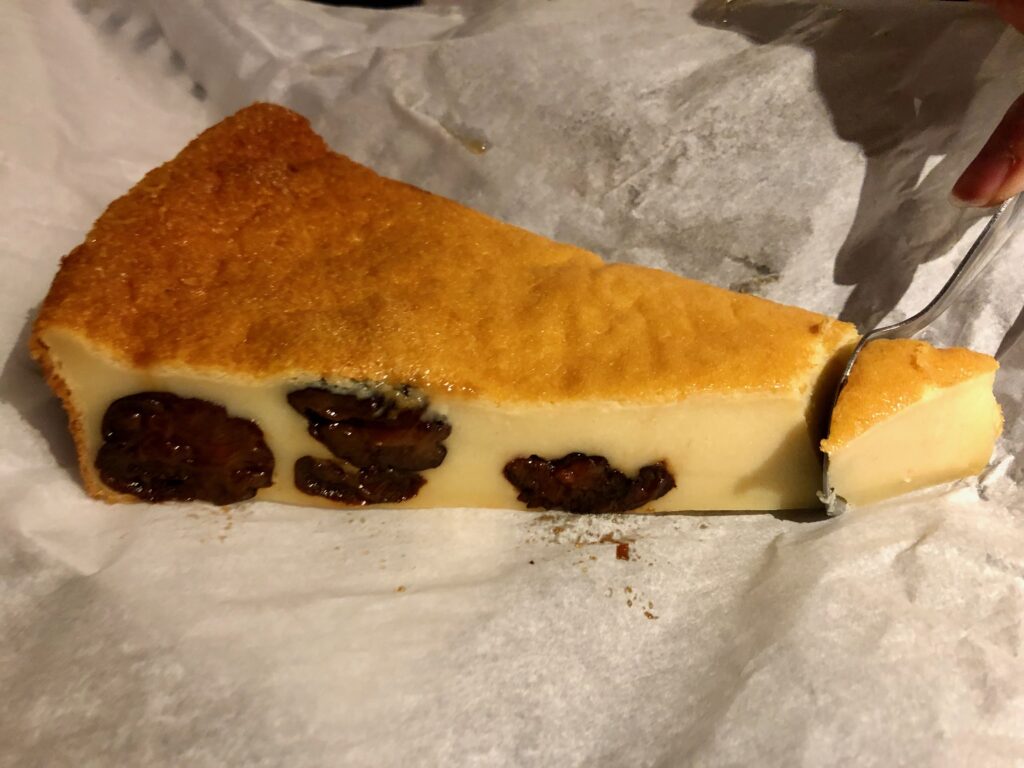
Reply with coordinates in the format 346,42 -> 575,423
32,102 -> 857,402
821,339 -> 1000,451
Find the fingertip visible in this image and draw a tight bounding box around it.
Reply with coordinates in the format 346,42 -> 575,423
948,190 -> 975,209
991,173 -> 1024,206
952,151 -> 1014,208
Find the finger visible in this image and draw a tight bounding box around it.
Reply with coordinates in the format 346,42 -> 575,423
953,92 -> 1024,206
979,0 -> 1024,34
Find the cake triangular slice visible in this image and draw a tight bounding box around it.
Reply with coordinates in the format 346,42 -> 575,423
821,339 -> 1002,506
31,103 -> 994,513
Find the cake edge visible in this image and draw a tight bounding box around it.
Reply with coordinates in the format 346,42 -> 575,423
29,332 -> 135,503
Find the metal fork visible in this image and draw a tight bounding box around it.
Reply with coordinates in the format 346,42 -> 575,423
821,194 -> 1023,515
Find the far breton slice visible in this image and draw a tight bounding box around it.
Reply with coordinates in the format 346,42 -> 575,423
31,101 -> 947,513
821,339 -> 1002,506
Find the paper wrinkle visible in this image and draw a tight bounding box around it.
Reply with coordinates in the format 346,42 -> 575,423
3,0 -> 1024,765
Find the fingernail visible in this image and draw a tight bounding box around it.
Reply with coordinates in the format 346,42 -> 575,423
952,152 -> 1015,206
948,191 -> 972,209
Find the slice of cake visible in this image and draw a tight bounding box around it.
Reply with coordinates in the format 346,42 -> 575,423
821,340 -> 1002,507
30,103 -> 998,513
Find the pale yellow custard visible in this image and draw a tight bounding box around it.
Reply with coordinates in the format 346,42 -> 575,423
32,103 -> 999,512
822,340 -> 1001,506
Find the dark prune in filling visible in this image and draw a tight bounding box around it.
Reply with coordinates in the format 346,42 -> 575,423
288,386 -> 450,471
503,452 -> 675,514
311,416 -> 450,472
96,392 -> 274,505
287,388 -> 388,423
294,456 -> 425,505
288,384 -> 450,505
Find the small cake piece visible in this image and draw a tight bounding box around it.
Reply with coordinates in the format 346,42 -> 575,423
821,339 -> 1002,507
31,102 -> 995,514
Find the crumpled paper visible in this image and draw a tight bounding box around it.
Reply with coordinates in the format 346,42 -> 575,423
2,0 -> 1023,765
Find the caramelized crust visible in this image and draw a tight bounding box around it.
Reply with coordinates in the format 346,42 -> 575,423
822,339 -> 1000,451
32,103 -> 856,404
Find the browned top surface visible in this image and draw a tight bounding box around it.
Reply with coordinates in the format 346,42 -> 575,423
822,338 -> 999,450
35,103 -> 858,403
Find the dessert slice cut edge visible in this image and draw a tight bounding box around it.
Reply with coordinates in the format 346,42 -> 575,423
821,339 -> 1002,507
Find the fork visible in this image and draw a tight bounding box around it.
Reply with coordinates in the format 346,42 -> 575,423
820,194 -> 1023,515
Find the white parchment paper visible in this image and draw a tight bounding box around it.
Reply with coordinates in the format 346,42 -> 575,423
3,1 -> 1024,765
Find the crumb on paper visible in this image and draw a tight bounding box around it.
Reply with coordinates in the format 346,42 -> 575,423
212,508 -> 233,542
729,273 -> 780,295
526,514 -> 644,561
462,137 -> 489,155
726,255 -> 780,295
395,585 -> 406,593
619,584 -> 659,621
440,122 -> 491,155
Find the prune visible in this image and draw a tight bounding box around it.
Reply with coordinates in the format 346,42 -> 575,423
288,387 -> 450,471
503,453 -> 675,514
96,392 -> 274,504
311,417 -> 450,471
287,388 -> 388,422
294,456 -> 425,505
288,385 -> 450,504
